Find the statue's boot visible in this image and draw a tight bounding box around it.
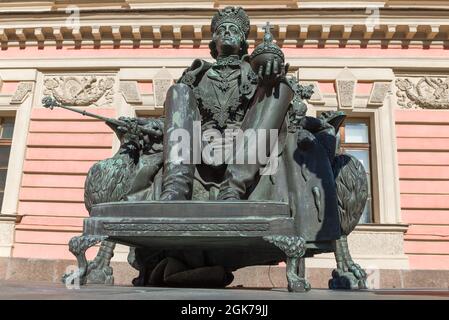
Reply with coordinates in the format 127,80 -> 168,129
159,164 -> 195,200
159,83 -> 199,201
217,164 -> 258,200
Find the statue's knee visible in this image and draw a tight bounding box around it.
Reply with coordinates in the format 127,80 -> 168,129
167,83 -> 194,99
166,84 -> 198,117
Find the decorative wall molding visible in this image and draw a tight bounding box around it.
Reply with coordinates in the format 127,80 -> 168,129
153,79 -> 172,107
120,81 -> 142,104
43,75 -> 115,107
10,82 -> 33,104
153,68 -> 173,107
336,67 -> 356,109
396,77 -> 449,109
368,82 -> 391,106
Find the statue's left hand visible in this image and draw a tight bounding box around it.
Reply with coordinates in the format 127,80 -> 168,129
257,59 -> 290,87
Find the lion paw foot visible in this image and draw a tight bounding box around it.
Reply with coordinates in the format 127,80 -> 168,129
61,269 -> 86,286
328,268 -> 367,290
288,279 -> 311,292
86,261 -> 114,285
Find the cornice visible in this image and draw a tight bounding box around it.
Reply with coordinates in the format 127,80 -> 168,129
0,7 -> 449,49
3,1 -> 449,11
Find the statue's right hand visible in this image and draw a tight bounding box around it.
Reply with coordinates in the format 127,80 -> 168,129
118,116 -> 133,125
117,117 -> 140,141
117,117 -> 129,134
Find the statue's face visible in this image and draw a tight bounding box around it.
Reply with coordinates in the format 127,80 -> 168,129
213,22 -> 243,57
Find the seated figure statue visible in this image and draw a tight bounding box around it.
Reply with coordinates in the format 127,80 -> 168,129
57,6 -> 369,291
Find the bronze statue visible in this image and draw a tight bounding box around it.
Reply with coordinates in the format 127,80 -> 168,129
46,6 -> 369,292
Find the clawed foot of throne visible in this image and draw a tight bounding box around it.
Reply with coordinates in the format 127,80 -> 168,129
329,263 -> 367,290
288,273 -> 311,292
329,236 -> 367,290
86,240 -> 116,285
61,235 -> 109,286
263,235 -> 311,292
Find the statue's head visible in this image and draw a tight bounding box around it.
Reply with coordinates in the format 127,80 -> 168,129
209,6 -> 250,59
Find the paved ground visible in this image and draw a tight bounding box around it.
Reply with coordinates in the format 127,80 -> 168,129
0,280 -> 448,300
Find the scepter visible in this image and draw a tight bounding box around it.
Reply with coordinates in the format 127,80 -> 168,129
41,96 -> 125,128
41,96 -> 162,137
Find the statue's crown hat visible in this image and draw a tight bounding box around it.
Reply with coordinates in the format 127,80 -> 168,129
211,6 -> 250,39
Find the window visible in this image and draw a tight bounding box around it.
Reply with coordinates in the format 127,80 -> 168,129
338,118 -> 373,224
0,117 -> 15,210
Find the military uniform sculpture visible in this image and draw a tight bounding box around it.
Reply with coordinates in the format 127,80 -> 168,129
47,7 -> 369,291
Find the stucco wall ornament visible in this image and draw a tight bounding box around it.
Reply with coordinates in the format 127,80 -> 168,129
10,82 -> 33,104
368,82 -> 391,106
43,75 -> 114,107
120,81 -> 142,104
153,67 -> 174,107
396,77 -> 449,109
153,78 -> 173,107
336,67 -> 357,109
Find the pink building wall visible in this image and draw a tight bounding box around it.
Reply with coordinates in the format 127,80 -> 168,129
15,108 -> 449,270
13,107 -> 115,260
396,110 -> 449,269
5,46 -> 449,270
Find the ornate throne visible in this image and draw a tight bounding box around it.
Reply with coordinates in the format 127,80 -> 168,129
60,99 -> 369,292
59,10 -> 369,292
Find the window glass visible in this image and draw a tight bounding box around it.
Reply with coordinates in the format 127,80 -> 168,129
345,122 -> 369,143
0,146 -> 11,168
1,118 -> 15,139
340,119 -> 373,223
0,170 -> 6,190
0,117 -> 14,209
345,149 -> 370,172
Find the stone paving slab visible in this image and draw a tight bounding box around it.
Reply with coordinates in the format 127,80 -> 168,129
0,281 -> 448,300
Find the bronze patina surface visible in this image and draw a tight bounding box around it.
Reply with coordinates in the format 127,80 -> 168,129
44,6 -> 369,292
